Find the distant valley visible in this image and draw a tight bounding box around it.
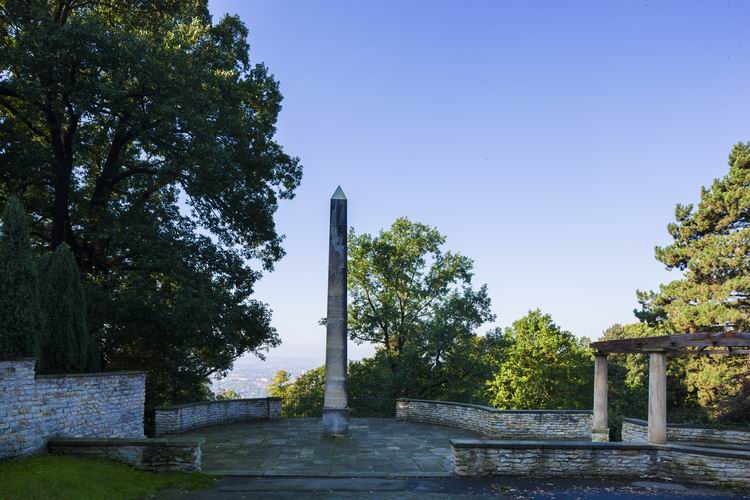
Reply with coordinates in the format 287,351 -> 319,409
209,356 -> 319,398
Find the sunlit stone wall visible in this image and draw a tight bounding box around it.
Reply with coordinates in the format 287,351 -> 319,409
622,417 -> 750,446
451,439 -> 750,488
0,359 -> 145,459
396,398 -> 592,440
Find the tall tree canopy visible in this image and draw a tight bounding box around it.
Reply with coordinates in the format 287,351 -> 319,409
636,142 -> 750,421
0,197 -> 41,359
487,310 -> 592,410
638,142 -> 750,331
0,1 -> 301,405
347,217 -> 495,399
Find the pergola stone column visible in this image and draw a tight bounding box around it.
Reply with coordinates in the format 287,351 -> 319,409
647,350 -> 668,444
591,352 -> 609,442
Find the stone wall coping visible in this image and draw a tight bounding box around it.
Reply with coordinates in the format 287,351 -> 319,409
35,370 -> 146,379
450,439 -> 651,450
398,398 -> 592,415
48,437 -> 204,447
449,439 -> 750,460
623,417 -> 750,433
155,396 -> 281,411
622,417 -> 648,426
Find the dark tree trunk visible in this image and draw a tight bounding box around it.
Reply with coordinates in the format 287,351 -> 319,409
51,168 -> 70,249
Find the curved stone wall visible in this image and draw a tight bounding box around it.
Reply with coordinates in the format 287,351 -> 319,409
396,399 -> 592,440
622,417 -> 750,446
155,397 -> 282,435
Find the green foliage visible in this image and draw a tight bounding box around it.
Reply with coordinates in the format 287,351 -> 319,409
0,1 -> 299,405
347,354 -> 398,416
38,244 -> 97,373
347,217 -> 495,400
640,142 -> 750,331
268,359 -> 399,418
275,310 -> 587,417
0,197 -> 41,359
635,142 -> 750,422
268,367 -> 324,417
0,454 -> 214,500
487,310 -> 592,410
215,389 -> 239,400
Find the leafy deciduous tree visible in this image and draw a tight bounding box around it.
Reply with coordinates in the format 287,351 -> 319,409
347,218 -> 495,398
487,310 -> 592,410
268,367 -> 325,417
0,1 -> 300,405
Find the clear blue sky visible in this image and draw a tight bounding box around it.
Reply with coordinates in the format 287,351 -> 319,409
208,0 -> 749,365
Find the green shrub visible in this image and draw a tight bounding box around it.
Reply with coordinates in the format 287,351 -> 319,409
0,196 -> 42,359
38,244 -> 96,373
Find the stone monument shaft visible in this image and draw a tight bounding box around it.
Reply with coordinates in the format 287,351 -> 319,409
322,186 -> 349,436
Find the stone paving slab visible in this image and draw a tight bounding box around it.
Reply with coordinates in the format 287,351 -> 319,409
181,417 -> 482,477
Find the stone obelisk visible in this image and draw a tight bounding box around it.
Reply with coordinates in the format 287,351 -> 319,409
322,186 -> 349,436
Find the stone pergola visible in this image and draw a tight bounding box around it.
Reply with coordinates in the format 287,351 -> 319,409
589,331 -> 750,444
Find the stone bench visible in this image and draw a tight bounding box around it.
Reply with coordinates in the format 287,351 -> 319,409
48,437 -> 204,472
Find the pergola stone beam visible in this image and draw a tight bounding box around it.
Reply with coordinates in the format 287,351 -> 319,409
590,332 -> 750,354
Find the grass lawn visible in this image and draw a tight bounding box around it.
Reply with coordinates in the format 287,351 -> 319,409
0,454 -> 216,500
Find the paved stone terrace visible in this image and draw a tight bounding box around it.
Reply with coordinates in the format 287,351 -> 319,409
181,417 -> 482,477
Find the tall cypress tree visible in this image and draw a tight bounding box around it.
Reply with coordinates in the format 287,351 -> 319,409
0,197 -> 41,359
38,244 -> 93,373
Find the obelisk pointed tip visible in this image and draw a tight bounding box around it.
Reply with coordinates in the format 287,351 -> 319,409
331,186 -> 346,200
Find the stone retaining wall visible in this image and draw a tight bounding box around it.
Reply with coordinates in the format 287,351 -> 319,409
451,440 -> 750,487
48,437 -> 204,472
622,417 -> 750,446
155,397 -> 282,435
0,359 -> 145,459
396,399 -> 592,440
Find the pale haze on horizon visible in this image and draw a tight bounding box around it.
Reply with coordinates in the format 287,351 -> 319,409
208,0 -> 749,370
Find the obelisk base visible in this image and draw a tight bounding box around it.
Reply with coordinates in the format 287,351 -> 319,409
322,408 -> 349,437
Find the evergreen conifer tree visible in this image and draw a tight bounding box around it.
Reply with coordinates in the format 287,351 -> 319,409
0,197 -> 41,359
636,142 -> 750,421
38,244 -> 93,373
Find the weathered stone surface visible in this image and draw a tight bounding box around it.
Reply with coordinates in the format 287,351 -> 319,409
648,352 -> 668,444
396,399 -> 592,440
48,437 -> 203,472
450,439 -> 750,488
592,354 -> 608,441
154,397 -> 282,435
0,359 -> 145,459
622,417 -> 750,446
323,187 -> 349,437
